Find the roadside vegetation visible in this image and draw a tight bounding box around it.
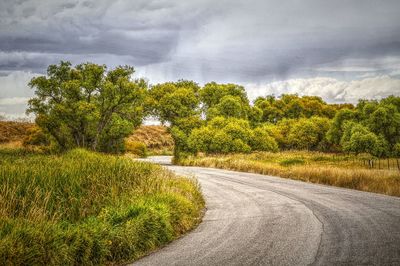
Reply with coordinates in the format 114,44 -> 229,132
0,148 -> 204,265
180,151 -> 400,196
144,79 -> 400,196
2,60 -> 399,263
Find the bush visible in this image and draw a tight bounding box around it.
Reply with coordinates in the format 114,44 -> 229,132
125,140 -> 147,157
187,127 -> 214,153
22,126 -> 50,147
231,139 -> 251,153
209,131 -> 232,153
250,128 -> 279,152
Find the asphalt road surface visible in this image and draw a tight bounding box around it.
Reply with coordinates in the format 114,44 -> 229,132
132,156 -> 400,266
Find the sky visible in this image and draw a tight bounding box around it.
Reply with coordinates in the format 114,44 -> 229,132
1,0 -> 400,119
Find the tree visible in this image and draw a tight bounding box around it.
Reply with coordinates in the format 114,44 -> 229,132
287,118 -> 320,150
147,80 -> 200,125
215,95 -> 246,118
27,61 -> 146,152
326,109 -> 356,145
340,122 -> 379,155
367,104 -> 400,147
199,82 -> 250,120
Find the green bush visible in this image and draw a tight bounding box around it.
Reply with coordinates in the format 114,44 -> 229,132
231,139 -> 251,153
22,126 -> 50,147
250,128 -> 279,152
209,131 -> 232,153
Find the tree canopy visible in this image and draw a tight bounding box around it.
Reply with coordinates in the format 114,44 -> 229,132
26,62 -> 400,158
28,61 -> 146,152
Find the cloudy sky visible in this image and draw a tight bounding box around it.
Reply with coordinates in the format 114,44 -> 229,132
1,0 -> 400,119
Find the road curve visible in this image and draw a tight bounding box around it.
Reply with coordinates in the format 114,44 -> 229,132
132,156 -> 400,266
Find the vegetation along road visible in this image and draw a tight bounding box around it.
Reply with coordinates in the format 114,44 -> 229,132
134,156 -> 400,266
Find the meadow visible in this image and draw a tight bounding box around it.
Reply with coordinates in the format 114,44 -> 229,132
0,148 -> 204,265
179,151 -> 400,197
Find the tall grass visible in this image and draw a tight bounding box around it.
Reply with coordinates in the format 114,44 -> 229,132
179,151 -> 400,197
0,149 -> 204,265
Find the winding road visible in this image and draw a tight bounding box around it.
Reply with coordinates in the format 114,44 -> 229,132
133,156 -> 400,266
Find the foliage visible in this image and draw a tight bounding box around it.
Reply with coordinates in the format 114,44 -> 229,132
326,96 -> 400,156
22,126 -> 51,147
147,80 -> 200,125
186,117 -> 276,154
250,128 -> 279,152
254,94 -> 352,123
124,140 -> 147,157
27,61 -> 146,153
0,149 -> 204,265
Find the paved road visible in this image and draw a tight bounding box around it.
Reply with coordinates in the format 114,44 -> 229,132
133,156 -> 400,266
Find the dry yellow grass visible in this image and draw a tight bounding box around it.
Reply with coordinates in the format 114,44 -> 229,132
0,121 -> 33,143
180,152 -> 400,197
127,125 -> 174,155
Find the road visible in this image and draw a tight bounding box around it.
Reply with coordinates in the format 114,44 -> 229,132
132,156 -> 400,266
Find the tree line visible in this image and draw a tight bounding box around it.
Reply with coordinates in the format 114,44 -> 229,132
27,62 -> 400,161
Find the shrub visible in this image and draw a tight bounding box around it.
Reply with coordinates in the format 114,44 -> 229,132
187,127 -> 214,153
209,131 -> 232,153
125,140 -> 147,157
250,128 -> 279,152
231,139 -> 251,153
22,126 -> 50,147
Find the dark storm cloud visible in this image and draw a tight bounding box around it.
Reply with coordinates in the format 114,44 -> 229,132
1,0 -> 400,81
1,0 -> 400,119
0,0 -> 222,72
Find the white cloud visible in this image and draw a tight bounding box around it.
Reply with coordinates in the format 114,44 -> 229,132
0,97 -> 31,105
0,71 -> 37,98
246,75 -> 400,103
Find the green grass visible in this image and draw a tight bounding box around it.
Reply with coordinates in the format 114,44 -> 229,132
179,151 -> 400,197
0,148 -> 204,265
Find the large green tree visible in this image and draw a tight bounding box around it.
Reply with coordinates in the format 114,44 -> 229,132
27,61 -> 146,152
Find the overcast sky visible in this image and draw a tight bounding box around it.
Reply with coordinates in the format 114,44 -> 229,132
1,0 -> 400,118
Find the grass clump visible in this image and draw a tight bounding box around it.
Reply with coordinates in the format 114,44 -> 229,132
279,158 -> 305,166
0,148 -> 204,265
179,151 -> 400,197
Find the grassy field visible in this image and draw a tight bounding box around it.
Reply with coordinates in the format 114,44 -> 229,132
179,151 -> 400,197
0,148 -> 204,265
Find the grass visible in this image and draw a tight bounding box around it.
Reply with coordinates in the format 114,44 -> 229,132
0,148 -> 204,265
179,151 -> 400,197
0,121 -> 33,144
127,125 -> 174,156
